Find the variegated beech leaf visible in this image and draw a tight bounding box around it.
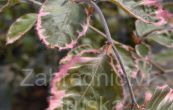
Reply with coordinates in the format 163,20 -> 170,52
62,42 -> 149,78
63,42 -> 152,79
146,86 -> 173,110
6,13 -> 37,44
36,0 -> 88,50
47,50 -> 123,110
135,20 -> 173,48
110,0 -> 173,26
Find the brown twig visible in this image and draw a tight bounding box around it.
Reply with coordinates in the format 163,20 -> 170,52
90,1 -> 138,109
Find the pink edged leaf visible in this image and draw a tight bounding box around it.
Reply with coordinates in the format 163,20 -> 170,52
60,44 -> 99,64
36,0 -> 89,50
146,85 -> 173,110
110,0 -> 173,26
47,90 -> 66,110
6,13 -> 37,44
47,49 -> 123,110
135,20 -> 173,48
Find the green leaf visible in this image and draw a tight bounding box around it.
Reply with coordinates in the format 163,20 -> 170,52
135,20 -> 173,48
135,43 -> 151,57
150,32 -> 173,48
48,51 -> 123,110
36,0 -> 86,50
135,20 -> 161,37
146,86 -> 173,110
110,0 -> 159,24
6,13 -> 37,44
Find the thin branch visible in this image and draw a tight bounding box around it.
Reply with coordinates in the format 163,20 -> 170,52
89,25 -> 107,38
90,1 -> 138,109
89,25 -> 134,50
